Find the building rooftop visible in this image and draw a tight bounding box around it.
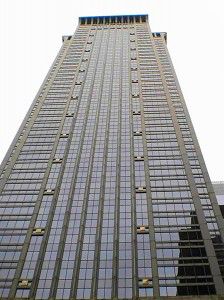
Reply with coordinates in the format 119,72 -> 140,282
79,14 -> 148,25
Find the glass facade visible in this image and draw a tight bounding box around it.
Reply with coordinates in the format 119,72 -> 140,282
0,14 -> 224,299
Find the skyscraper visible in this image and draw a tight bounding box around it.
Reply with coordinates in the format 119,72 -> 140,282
0,14 -> 224,299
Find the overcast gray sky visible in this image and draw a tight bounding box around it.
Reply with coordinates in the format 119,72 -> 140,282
0,0 -> 223,181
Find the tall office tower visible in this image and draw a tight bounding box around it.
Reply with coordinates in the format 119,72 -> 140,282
0,14 -> 224,299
